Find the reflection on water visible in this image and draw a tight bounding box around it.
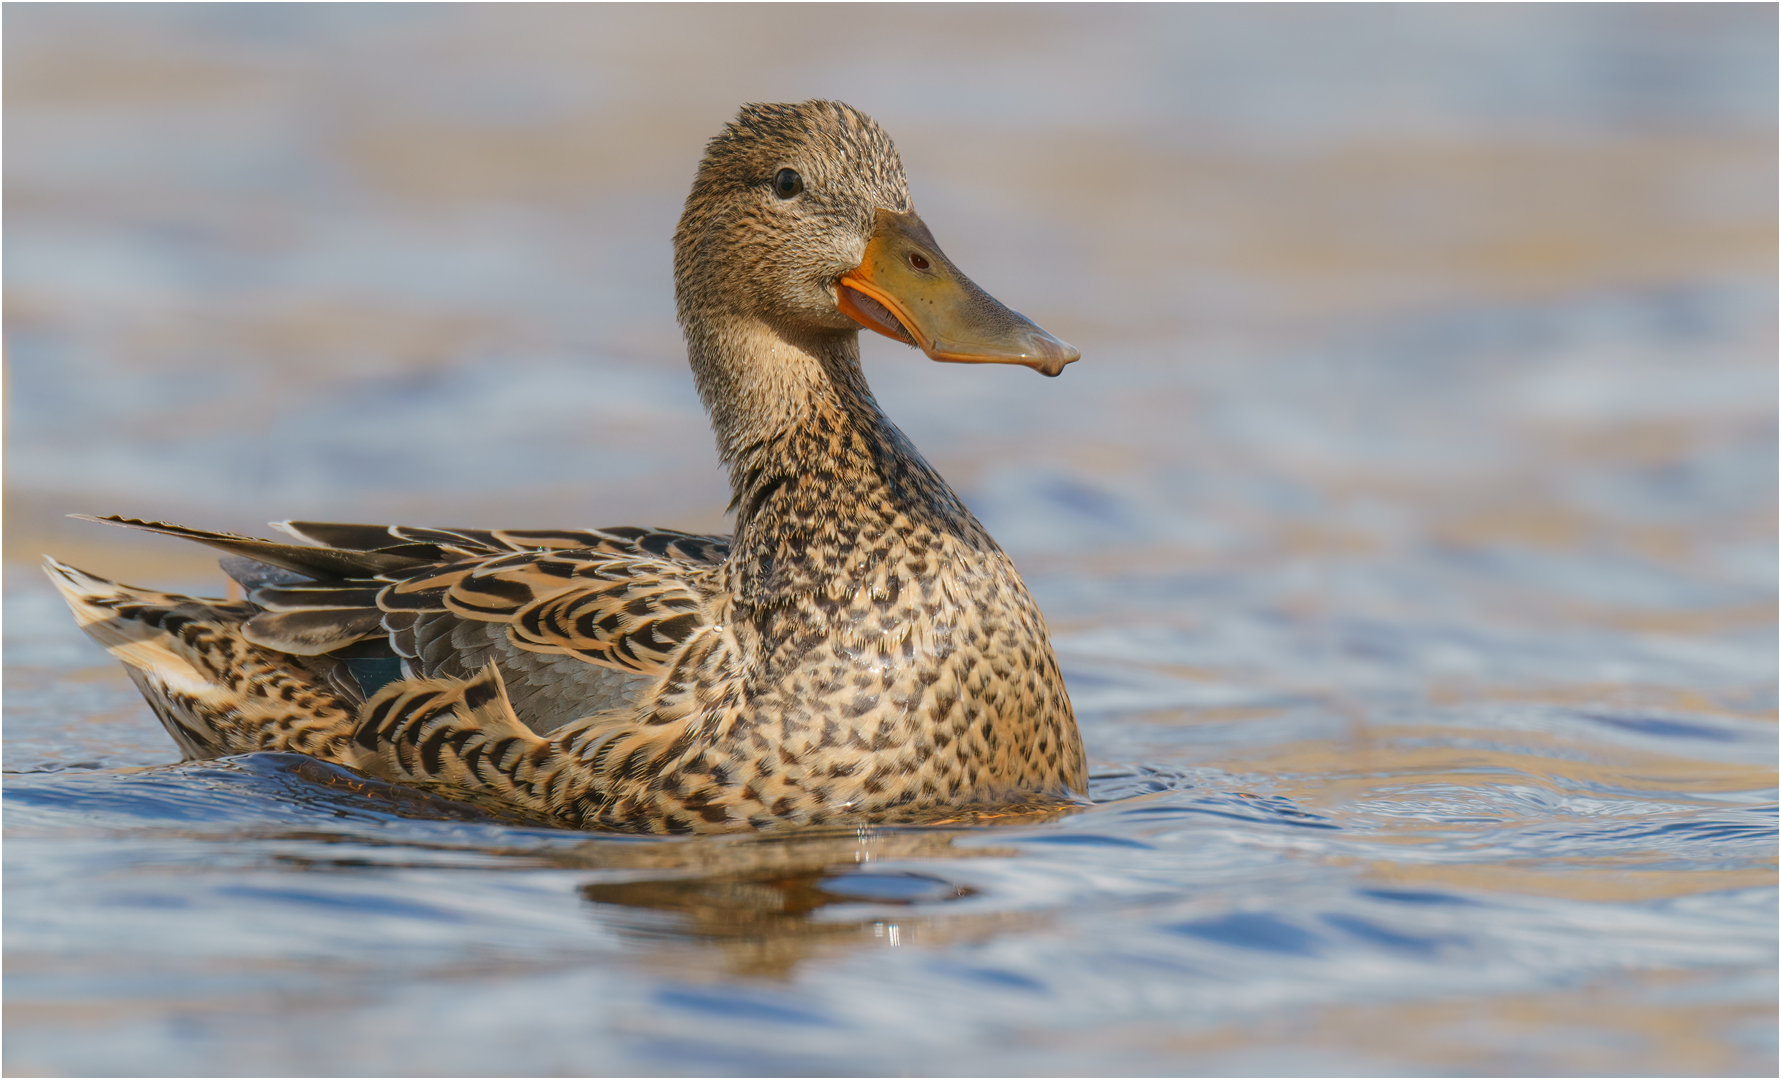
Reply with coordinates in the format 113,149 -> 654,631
4,5 -> 1776,1077
574,835 -> 1004,981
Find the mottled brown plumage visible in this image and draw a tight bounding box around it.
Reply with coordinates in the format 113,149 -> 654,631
48,100 -> 1087,833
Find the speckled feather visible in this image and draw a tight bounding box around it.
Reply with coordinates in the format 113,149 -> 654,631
47,100 -> 1087,832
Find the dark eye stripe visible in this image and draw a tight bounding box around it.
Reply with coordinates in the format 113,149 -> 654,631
773,168 -> 804,199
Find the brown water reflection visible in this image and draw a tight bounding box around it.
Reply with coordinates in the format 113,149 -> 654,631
572,830 -> 1042,981
264,816 -> 1048,981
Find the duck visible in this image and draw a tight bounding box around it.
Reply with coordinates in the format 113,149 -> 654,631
46,100 -> 1087,834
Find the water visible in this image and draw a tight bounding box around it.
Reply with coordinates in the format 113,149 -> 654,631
5,7 -> 1776,1076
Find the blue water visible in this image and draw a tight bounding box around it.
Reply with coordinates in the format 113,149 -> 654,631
5,6 -> 1775,1076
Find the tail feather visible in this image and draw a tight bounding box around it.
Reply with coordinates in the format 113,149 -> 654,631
46,552 -> 623,828
43,557 -> 363,760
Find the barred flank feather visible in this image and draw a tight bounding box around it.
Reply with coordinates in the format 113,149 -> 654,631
347,663 -> 552,808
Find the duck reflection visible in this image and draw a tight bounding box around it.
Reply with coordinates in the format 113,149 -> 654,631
252,753 -> 1071,977
567,819 -> 1063,978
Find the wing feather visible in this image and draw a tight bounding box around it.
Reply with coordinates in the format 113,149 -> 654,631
249,583 -> 386,611
76,514 -> 726,724
242,608 -> 387,656
396,552 -> 716,675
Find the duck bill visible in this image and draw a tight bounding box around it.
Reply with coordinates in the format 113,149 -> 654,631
837,207 -> 1080,377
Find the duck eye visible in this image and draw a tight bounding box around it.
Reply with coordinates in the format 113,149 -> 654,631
909,253 -> 931,271
773,168 -> 804,199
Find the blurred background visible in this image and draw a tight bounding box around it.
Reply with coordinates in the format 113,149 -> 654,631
5,5 -> 1775,1077
7,4 -> 1773,574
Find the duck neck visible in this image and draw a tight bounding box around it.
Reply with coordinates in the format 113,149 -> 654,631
685,313 -> 991,603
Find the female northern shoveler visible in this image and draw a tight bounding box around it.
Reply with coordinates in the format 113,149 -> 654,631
48,100 -> 1086,833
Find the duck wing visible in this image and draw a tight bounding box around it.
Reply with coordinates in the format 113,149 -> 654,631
80,516 -> 729,735
274,520 -> 729,565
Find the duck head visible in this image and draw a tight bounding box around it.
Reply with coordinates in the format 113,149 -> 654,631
673,100 -> 1080,380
